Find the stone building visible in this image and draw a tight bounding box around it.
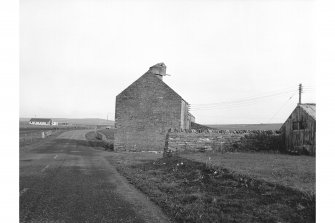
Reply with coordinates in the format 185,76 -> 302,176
280,103 -> 316,155
114,63 -> 194,151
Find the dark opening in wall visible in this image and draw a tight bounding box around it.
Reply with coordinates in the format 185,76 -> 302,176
293,121 -> 307,130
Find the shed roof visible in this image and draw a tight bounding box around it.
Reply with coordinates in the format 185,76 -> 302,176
299,103 -> 316,120
30,118 -> 52,122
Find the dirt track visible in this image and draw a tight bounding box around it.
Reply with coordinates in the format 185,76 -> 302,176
20,129 -> 170,223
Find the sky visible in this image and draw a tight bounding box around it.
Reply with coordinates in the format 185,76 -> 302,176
20,0 -> 316,124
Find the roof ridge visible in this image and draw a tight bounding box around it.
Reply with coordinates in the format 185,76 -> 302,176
150,70 -> 189,104
299,104 -> 316,120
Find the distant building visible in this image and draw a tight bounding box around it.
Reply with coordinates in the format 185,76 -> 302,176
280,103 -> 316,155
29,118 -> 53,125
114,63 -> 195,151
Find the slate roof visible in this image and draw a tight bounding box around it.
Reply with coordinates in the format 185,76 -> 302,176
299,103 -> 316,120
29,118 -> 52,122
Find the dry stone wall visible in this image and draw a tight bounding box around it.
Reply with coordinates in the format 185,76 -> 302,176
164,129 -> 283,156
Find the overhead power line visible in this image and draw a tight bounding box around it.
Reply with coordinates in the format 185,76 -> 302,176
190,90 -> 296,111
191,87 -> 297,108
267,92 -> 297,123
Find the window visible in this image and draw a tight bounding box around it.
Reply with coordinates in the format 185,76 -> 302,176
293,121 -> 299,130
293,121 -> 307,130
300,121 -> 307,129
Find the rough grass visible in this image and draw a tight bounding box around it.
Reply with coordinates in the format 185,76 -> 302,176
107,153 -> 315,223
97,129 -> 114,140
85,131 -> 114,150
207,123 -> 282,131
181,152 -> 315,195
85,131 -> 98,141
19,129 -> 65,147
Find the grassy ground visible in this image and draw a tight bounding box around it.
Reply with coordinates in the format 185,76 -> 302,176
181,152 -> 315,195
97,129 -> 115,140
84,131 -> 110,149
19,129 -> 65,147
107,152 -> 315,223
85,131 -> 115,150
207,123 -> 282,131
85,131 -> 98,141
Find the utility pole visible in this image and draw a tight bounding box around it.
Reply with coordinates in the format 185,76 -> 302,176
297,83 -> 302,130
298,83 -> 302,105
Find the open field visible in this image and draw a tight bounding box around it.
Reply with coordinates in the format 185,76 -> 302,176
206,123 -> 282,131
180,152 -> 315,195
107,152 -> 315,223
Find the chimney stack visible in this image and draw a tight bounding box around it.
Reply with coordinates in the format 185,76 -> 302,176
149,63 -> 166,80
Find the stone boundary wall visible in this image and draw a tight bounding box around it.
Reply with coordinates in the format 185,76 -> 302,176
164,128 -> 283,156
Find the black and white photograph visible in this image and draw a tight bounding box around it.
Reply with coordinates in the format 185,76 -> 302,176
2,0 -> 335,222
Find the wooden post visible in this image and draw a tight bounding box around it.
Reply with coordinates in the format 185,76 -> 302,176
298,84 -> 302,130
298,83 -> 302,105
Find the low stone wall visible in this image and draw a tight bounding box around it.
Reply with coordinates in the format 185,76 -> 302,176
164,129 -> 283,156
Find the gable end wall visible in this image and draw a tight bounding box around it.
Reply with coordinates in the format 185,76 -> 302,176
114,72 -> 183,151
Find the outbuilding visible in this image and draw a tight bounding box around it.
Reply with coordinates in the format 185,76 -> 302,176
280,103 -> 316,155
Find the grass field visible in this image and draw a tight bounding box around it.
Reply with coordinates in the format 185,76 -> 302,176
180,152 -> 315,195
207,123 -> 282,130
19,128 -> 70,147
107,152 -> 315,223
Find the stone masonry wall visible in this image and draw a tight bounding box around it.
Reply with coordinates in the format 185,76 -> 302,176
114,72 -> 183,151
164,129 -> 283,155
